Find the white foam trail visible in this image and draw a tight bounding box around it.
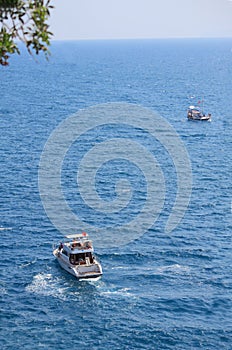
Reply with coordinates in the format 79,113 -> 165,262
26,273 -> 68,300
100,287 -> 134,298
156,264 -> 190,274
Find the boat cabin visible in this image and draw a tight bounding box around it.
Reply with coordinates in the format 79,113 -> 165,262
188,106 -> 201,117
58,233 -> 95,266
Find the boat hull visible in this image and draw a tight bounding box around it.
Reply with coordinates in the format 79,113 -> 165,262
188,115 -> 211,121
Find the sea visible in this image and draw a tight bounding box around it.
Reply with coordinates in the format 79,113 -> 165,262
0,38 -> 232,349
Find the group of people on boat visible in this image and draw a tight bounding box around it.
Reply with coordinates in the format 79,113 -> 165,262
71,238 -> 92,250
58,236 -> 92,251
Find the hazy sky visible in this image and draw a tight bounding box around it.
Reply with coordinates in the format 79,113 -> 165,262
50,0 -> 232,40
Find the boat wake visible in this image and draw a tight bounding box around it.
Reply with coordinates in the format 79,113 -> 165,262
156,264 -> 191,274
88,279 -> 136,299
25,273 -> 69,300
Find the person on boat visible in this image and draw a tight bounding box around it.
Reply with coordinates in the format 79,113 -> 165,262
72,240 -> 78,248
86,242 -> 92,249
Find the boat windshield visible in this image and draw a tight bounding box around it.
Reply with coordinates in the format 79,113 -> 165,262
69,252 -> 94,264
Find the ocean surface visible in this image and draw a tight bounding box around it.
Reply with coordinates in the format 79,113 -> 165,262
0,38 -> 232,349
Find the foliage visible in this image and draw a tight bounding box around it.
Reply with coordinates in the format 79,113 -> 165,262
0,0 -> 53,65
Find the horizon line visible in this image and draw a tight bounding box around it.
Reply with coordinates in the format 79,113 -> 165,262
51,36 -> 232,42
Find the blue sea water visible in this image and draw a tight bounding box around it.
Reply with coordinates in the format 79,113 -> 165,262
0,38 -> 232,349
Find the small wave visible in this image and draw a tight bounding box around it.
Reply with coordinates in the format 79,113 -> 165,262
100,287 -> 134,298
0,287 -> 7,295
111,266 -> 130,270
156,264 -> 191,274
19,258 -> 37,268
90,280 -> 136,298
92,281 -> 135,298
0,227 -> 12,231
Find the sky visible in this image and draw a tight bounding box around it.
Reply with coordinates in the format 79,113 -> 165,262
50,0 -> 232,40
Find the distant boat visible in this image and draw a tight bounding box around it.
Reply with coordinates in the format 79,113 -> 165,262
53,232 -> 103,280
187,105 -> 211,121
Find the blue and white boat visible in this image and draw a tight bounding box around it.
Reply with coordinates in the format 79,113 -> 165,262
187,105 -> 211,121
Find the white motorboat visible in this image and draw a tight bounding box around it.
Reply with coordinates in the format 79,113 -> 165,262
53,232 -> 103,280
